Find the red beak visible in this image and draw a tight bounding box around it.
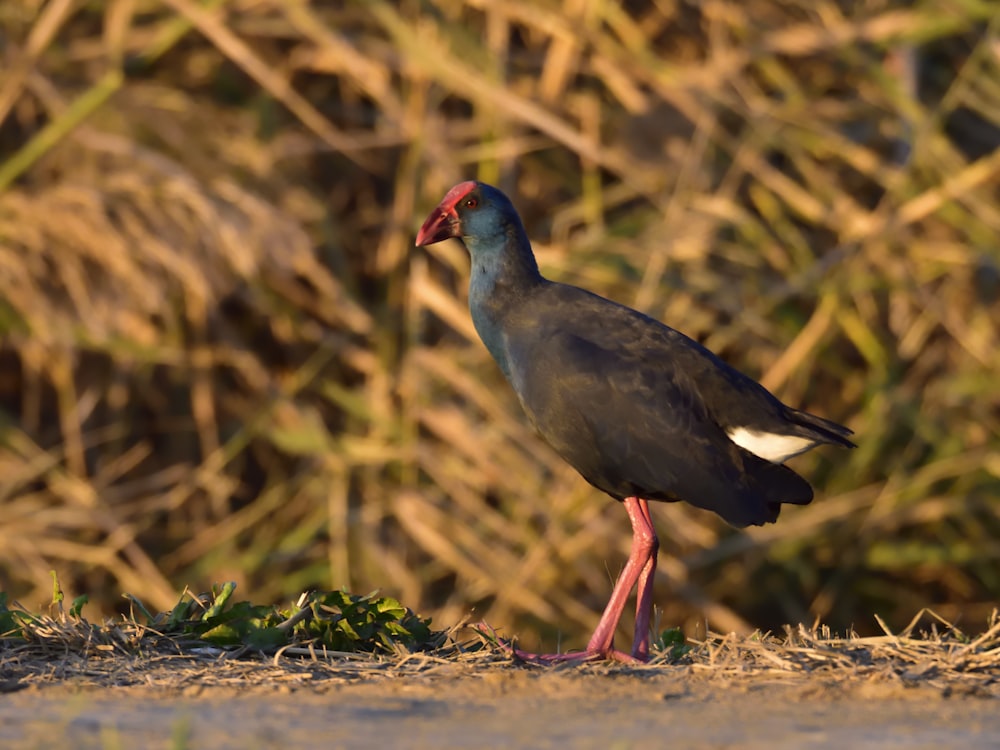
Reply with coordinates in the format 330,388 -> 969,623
415,205 -> 460,246
416,181 -> 478,246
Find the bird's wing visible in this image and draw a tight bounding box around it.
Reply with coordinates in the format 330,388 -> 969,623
505,317 -> 777,527
533,284 -> 854,454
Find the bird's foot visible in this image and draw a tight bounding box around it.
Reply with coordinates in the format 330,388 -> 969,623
473,623 -> 644,664
511,647 -> 642,665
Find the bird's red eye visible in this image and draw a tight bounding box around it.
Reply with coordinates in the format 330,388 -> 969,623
464,197 -> 478,209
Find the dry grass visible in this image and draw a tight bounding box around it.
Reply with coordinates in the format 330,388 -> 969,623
2,602 -> 998,697
0,0 -> 998,651
684,609 -> 1000,694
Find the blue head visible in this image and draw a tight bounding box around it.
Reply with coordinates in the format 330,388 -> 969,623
416,181 -> 540,281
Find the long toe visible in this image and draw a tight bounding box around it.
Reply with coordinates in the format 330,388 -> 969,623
510,646 -> 642,665
476,624 -> 643,664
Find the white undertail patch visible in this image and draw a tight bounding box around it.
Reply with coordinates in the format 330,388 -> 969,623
726,427 -> 815,464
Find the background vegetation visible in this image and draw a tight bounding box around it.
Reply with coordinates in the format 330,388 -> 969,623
0,0 -> 997,652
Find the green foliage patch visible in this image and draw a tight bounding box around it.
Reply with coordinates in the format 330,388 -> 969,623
1,578 -> 441,657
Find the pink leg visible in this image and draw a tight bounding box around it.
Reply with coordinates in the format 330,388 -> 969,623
630,498 -> 659,660
481,496 -> 659,664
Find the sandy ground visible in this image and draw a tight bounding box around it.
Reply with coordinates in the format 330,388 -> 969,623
2,667 -> 999,749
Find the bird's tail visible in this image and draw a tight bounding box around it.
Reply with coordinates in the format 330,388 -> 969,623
788,408 -> 856,449
743,454 -> 815,524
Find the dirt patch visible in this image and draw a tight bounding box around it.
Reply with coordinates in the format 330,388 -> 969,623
3,611 -> 999,748
2,647 -> 999,750
1,665 -> 998,750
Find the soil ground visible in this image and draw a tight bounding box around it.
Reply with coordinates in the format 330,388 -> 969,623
2,660 -> 998,749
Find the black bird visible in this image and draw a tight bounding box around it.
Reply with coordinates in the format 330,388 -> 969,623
416,181 -> 854,662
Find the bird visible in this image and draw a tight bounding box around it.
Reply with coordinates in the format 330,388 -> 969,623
415,180 -> 854,663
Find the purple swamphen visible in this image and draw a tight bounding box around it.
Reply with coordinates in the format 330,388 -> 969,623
416,181 -> 854,663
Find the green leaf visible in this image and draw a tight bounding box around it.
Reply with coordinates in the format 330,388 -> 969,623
164,596 -> 199,631
0,593 -> 21,638
200,623 -> 246,645
69,595 -> 89,619
122,593 -> 157,625
655,627 -> 691,661
201,582 -> 238,622
49,571 -> 64,606
246,626 -> 288,650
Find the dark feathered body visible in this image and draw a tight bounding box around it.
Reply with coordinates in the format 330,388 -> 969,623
419,180 -> 854,530
474,273 -> 851,527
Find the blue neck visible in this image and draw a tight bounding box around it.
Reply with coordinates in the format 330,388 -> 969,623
465,232 -> 543,380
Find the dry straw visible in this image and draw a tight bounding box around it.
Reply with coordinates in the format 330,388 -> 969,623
0,0 -> 998,650
2,599 -> 997,694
